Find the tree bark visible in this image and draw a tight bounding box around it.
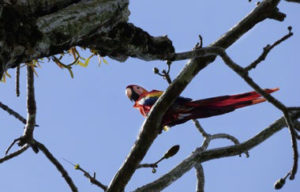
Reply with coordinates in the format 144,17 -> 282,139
0,0 -> 174,78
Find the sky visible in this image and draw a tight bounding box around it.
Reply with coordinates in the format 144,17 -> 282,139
0,0 -> 300,192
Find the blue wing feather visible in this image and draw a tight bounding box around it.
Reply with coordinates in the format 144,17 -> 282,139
144,96 -> 159,106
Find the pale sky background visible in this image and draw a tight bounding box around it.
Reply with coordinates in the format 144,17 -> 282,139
0,1 -> 299,192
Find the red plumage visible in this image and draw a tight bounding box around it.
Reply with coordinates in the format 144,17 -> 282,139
125,85 -> 279,128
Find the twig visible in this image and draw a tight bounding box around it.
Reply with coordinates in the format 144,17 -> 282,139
274,172 -> 291,189
137,163 -> 158,169
195,163 -> 205,192
63,158 -> 108,191
35,140 -> 78,192
0,101 -> 27,124
194,35 -> 203,49
245,27 -> 293,71
16,64 -> 20,97
153,61 -> 172,84
138,145 -> 180,172
5,137 -> 22,154
193,119 -> 209,137
0,145 -> 29,163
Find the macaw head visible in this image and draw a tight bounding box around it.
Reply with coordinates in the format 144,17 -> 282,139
126,85 -> 148,102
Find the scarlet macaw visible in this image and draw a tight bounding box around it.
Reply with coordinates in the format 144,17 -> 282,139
125,85 -> 278,127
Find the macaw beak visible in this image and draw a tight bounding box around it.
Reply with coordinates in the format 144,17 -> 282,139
125,87 -> 133,101
125,86 -> 140,102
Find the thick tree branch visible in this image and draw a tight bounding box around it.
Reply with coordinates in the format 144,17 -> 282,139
13,0 -> 81,16
134,113 -> 300,192
13,64 -> 37,151
5,64 -> 38,154
23,64 -> 36,139
0,0 -> 130,77
106,1 -> 284,191
285,0 -> 300,3
80,22 -> 174,62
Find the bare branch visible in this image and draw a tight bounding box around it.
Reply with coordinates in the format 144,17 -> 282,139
283,113 -> 298,179
5,137 -> 22,154
245,27 -> 293,71
16,64 -> 20,97
23,64 -> 36,138
285,0 -> 300,3
16,64 -> 38,152
193,119 -> 249,157
35,140 -> 78,192
0,101 -> 27,125
193,119 -> 209,137
70,163 -> 107,191
212,47 -> 299,180
134,114 -> 299,192
195,163 -> 205,192
211,133 -> 250,157
138,145 -> 180,172
0,145 -> 29,164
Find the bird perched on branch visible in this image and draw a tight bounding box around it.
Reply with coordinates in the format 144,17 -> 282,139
125,85 -> 278,128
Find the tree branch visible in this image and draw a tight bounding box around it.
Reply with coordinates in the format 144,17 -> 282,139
213,47 -> 299,180
0,101 -> 27,125
134,113 -> 300,192
0,145 -> 29,164
13,0 -> 81,16
245,27 -> 293,71
195,163 -> 205,192
23,64 -> 36,139
106,1 -> 284,191
35,140 -> 78,192
69,162 -> 107,191
285,0 -> 300,3
0,0 -> 130,77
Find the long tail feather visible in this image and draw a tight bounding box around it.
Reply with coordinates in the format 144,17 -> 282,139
165,88 -> 279,127
189,88 -> 278,107
187,88 -> 279,118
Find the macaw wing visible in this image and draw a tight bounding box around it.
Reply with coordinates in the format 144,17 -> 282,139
140,90 -> 192,107
139,90 -> 163,106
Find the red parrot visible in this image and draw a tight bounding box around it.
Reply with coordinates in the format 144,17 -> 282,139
125,85 -> 279,127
